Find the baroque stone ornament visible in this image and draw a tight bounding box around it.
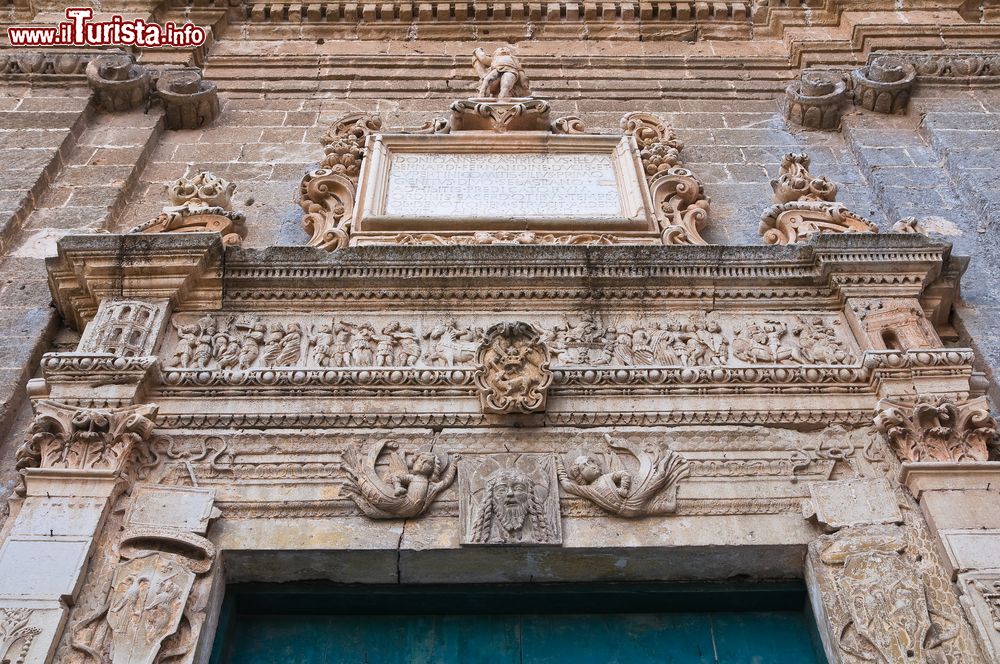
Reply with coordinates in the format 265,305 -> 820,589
874,396 -> 996,463
472,46 -> 531,99
811,526 -> 959,664
130,172 -> 247,246
155,68 -> 220,130
783,69 -> 846,130
447,46 -> 551,132
341,440 -> 458,518
0,609 -> 41,664
852,57 -> 916,115
621,112 -> 710,245
299,113 -> 381,250
86,53 -> 150,113
15,401 -> 158,493
474,322 -> 553,414
460,454 -> 561,545
759,153 -> 878,244
556,433 -> 690,517
72,526 -> 217,664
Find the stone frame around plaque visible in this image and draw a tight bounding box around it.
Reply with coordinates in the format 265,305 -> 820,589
351,132 -> 659,242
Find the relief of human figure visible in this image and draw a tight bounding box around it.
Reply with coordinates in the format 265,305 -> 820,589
471,468 -> 555,544
556,434 -> 690,517
473,46 -> 531,100
341,440 -> 458,518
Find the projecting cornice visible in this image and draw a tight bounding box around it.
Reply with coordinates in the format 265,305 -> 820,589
46,232 -> 958,329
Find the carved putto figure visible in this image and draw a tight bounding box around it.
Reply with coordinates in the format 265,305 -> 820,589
130,171 -> 247,246
341,440 -> 458,519
556,434 -> 690,517
473,46 -> 530,99
759,153 -> 878,244
874,396 -> 997,463
474,321 -> 553,414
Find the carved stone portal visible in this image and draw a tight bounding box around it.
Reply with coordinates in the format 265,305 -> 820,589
556,433 -> 690,517
460,454 -> 562,545
341,440 -> 458,518
474,321 -> 553,415
759,153 -> 878,244
874,396 -> 997,463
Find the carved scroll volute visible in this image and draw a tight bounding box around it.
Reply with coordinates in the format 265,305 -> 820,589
621,112 -> 710,246
300,113 -> 381,251
474,322 -> 553,414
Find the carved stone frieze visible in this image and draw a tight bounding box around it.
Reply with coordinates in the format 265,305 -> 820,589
474,321 -> 553,414
130,172 -> 246,246
783,70 -> 846,130
86,53 -> 150,113
341,440 -> 457,518
556,433 -> 690,517
882,52 -> 1000,81
15,401 -> 158,494
760,153 -> 878,244
874,396 -> 997,463
299,113 -> 381,250
460,454 -> 561,545
0,608 -> 41,664
852,57 -> 916,115
621,112 -> 710,245
732,316 -> 855,365
155,68 -> 221,130
389,231 -> 626,246
0,51 -> 99,76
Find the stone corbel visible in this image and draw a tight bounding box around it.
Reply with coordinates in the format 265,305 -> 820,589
155,68 -> 221,130
783,70 -> 846,130
853,56 -> 916,115
86,53 -> 150,113
299,113 -> 381,251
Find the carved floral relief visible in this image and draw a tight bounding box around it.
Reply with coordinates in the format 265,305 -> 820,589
0,609 -> 41,664
874,396 -> 997,463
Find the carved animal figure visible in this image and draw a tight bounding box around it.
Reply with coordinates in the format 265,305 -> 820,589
341,440 -> 457,518
423,322 -> 479,366
556,434 -> 690,517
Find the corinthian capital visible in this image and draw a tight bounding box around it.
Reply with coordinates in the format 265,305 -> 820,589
874,396 -> 996,463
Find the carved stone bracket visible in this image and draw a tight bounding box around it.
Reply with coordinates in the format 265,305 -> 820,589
852,57 -> 916,115
155,68 -> 221,130
874,396 -> 997,463
459,454 -> 562,545
449,98 -> 552,132
556,433 -> 690,517
14,401 -> 158,495
760,153 -> 878,244
341,440 -> 458,518
783,70 -> 846,130
474,321 -> 553,415
86,53 -> 151,113
299,113 -> 381,251
621,112 -> 711,245
130,172 -> 246,246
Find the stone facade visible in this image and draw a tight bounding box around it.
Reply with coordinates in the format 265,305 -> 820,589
0,2 -> 999,663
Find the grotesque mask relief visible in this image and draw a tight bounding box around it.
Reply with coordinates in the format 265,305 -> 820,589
341,440 -> 458,518
460,455 -> 561,545
811,525 -> 960,664
474,322 -> 553,415
556,434 -> 691,517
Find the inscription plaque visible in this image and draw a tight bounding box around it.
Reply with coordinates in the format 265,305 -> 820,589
385,153 -> 621,219
352,132 -> 659,242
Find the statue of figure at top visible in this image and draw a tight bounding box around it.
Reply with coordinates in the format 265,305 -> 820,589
473,46 -> 531,100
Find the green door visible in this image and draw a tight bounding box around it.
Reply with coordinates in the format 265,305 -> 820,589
211,583 -> 827,664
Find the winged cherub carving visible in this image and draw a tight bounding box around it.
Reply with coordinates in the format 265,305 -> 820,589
342,440 -> 458,519
556,434 -> 690,517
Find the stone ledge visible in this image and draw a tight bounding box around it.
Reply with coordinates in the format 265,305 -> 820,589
899,461 -> 1000,499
